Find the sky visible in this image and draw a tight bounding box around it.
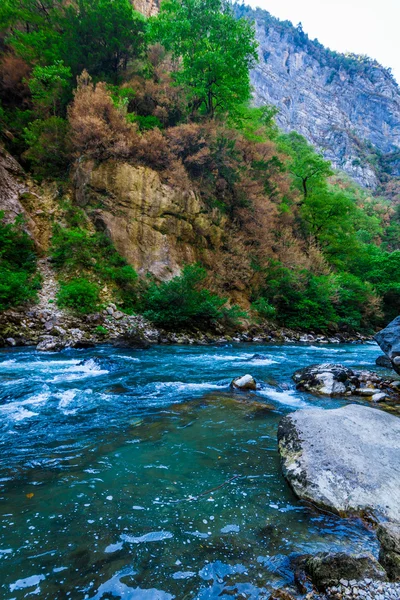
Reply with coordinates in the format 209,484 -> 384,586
246,0 -> 400,84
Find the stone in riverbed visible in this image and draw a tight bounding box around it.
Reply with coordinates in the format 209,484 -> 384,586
375,317 -> 400,374
376,355 -> 393,369
230,374 -> 257,391
277,404 -> 400,521
304,552 -> 387,591
292,363 -> 354,396
377,522 -> 400,581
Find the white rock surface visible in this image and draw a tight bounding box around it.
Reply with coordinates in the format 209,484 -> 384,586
278,404 -> 400,521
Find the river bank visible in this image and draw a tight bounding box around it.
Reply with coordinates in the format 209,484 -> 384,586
0,302 -> 372,352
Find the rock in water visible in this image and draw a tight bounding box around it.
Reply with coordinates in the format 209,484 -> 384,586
304,552 -> 387,591
292,363 -> 354,395
230,374 -> 257,391
376,355 -> 393,369
377,522 -> 400,581
375,317 -> 400,374
277,404 -> 400,521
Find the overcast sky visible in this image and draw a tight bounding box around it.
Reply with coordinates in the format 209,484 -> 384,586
246,0 -> 400,84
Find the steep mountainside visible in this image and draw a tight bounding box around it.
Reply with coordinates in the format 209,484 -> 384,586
235,4 -> 400,190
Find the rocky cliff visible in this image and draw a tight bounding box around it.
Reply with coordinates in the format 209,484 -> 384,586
235,5 -> 400,190
74,159 -> 226,279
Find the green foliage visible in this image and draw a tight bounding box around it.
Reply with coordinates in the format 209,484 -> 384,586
50,224 -> 139,309
28,61 -> 72,117
127,114 -> 163,131
57,278 -> 101,314
23,116 -> 69,178
0,211 -> 39,310
279,132 -> 333,199
140,264 -> 246,330
94,325 -> 109,335
251,297 -> 276,319
62,0 -> 147,82
150,0 -> 258,118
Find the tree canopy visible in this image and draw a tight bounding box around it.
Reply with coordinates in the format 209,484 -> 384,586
149,0 -> 258,118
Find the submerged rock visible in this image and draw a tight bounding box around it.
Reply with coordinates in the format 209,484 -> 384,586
304,552 -> 387,591
375,317 -> 400,374
230,374 -> 257,391
277,404 -> 400,521
292,364 -> 354,396
377,522 -> 400,581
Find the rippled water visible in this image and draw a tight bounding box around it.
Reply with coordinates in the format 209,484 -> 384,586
0,342 -> 386,599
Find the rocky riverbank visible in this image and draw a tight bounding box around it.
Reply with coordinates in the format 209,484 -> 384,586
0,303 -> 372,352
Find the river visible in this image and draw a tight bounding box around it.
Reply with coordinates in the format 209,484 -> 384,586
0,342 -> 384,599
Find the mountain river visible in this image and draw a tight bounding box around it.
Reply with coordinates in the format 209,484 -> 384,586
0,342 -> 387,599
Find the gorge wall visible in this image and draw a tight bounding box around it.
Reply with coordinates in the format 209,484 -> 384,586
235,4 -> 400,190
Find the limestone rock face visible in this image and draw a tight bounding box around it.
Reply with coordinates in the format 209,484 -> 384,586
74,160 -> 226,279
235,5 -> 400,189
277,404 -> 400,521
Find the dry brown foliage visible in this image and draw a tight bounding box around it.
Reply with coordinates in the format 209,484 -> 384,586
68,71 -> 139,158
0,53 -> 31,108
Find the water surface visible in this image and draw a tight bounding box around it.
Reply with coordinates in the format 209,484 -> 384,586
0,342 -> 385,598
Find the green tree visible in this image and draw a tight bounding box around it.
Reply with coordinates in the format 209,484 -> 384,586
28,61 -> 72,117
150,0 -> 258,118
62,0 -> 147,81
280,132 -> 333,200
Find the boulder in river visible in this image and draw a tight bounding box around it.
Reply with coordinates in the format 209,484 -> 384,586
278,404 -> 400,521
292,363 -> 354,395
36,336 -> 66,352
304,552 -> 387,591
377,522 -> 400,581
230,374 -> 257,391
375,317 -> 400,374
376,355 -> 394,369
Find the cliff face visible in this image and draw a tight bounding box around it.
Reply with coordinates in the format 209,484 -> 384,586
235,5 -> 400,189
74,159 -> 226,279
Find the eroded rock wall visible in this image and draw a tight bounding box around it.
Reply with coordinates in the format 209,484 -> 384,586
74,159 -> 226,278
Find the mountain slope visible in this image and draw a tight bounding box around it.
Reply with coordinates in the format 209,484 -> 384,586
235,4 -> 400,190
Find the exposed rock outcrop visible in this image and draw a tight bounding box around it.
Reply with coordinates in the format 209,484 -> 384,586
277,404 -> 400,521
74,159 -> 226,279
235,5 -> 400,189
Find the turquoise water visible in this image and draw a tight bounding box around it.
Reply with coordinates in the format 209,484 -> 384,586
0,342 -> 384,599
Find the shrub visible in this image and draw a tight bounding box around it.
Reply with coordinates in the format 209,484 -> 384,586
68,71 -> 138,158
50,224 -> 139,308
0,268 -> 40,311
140,264 -> 245,330
23,116 -> 70,179
251,297 -> 276,320
57,278 -> 101,314
0,212 -> 39,310
94,325 -> 109,336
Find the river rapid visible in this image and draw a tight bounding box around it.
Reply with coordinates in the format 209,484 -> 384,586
0,342 -> 385,599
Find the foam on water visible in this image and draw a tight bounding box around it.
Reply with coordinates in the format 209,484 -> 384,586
51,358 -> 109,382
258,386 -> 309,408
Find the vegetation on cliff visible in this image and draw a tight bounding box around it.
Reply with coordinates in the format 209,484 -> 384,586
0,0 -> 399,333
